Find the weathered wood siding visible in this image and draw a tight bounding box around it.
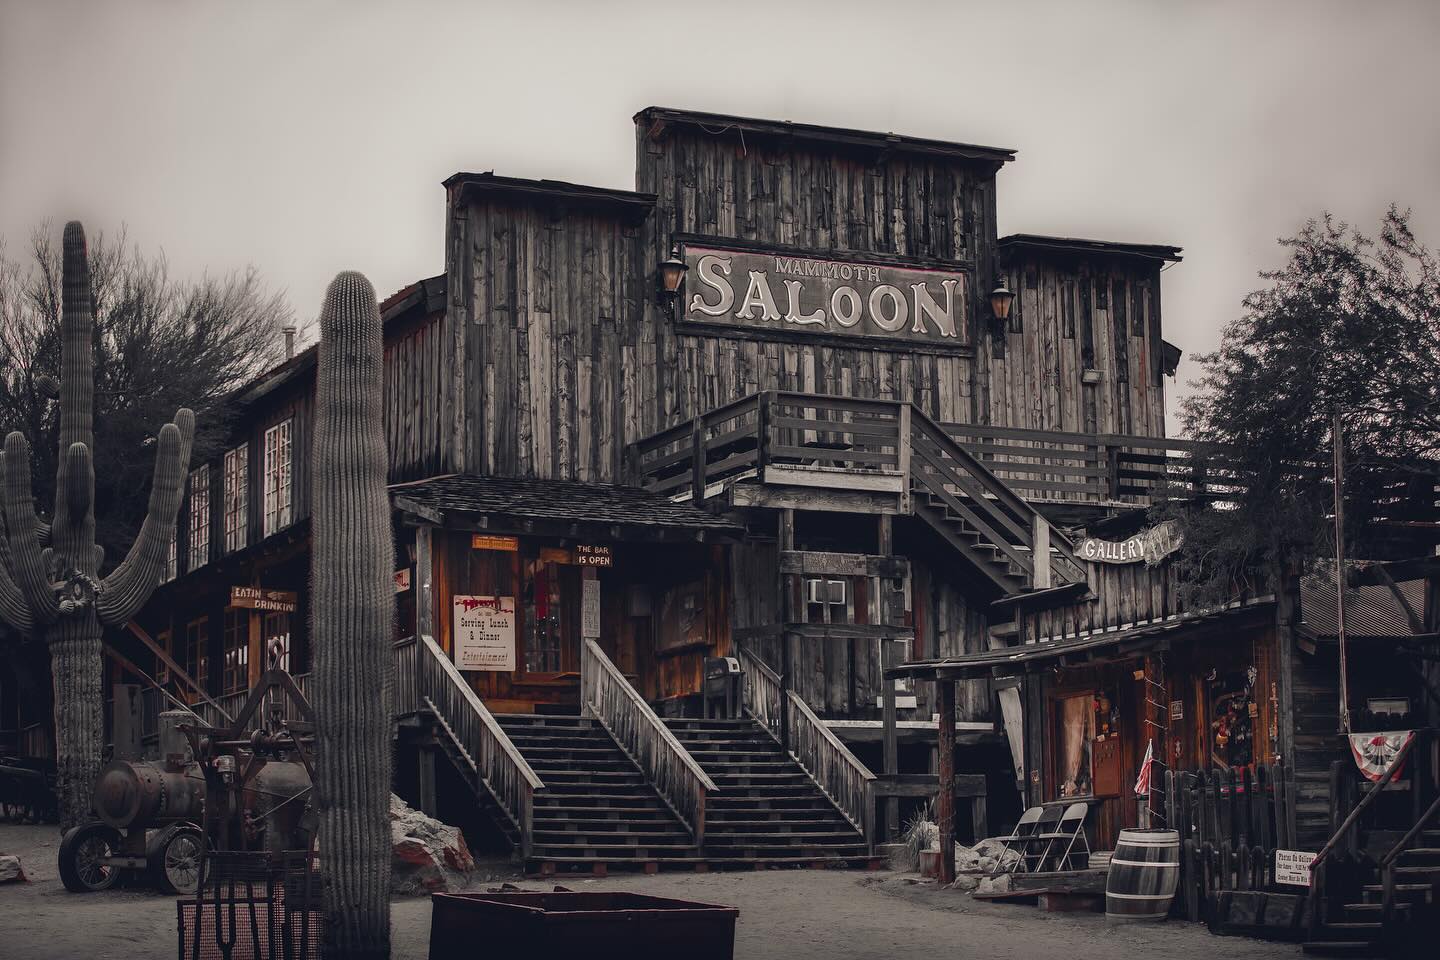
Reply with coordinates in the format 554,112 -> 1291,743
1024,560 -> 1185,642
993,252 -> 1167,438
383,307 -> 453,482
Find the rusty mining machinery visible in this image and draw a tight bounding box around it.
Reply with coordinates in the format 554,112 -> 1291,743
60,653 -> 316,896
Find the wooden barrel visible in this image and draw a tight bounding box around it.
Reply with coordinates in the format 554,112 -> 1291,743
1106,828 -> 1180,921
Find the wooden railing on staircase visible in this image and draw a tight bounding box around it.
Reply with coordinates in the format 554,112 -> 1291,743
787,690 -> 876,847
416,634 -> 545,857
736,644 -> 782,741
580,639 -> 717,845
908,406 -> 1085,585
737,642 -> 874,848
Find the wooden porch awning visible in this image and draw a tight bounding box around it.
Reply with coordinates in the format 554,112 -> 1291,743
390,474 -> 745,541
887,600 -> 1274,681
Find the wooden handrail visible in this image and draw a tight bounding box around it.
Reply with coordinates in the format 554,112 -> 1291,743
736,644 -> 782,742
786,689 -> 876,846
909,406 -> 1084,583
580,639 -> 716,845
1313,733 -> 1416,868
418,634 -> 543,855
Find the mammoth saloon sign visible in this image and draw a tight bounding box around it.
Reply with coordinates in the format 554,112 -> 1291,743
683,244 -> 970,347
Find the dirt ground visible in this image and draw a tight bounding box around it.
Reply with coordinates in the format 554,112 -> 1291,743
0,823 -> 1300,959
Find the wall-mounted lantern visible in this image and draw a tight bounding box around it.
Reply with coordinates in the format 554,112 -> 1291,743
989,273 -> 1015,328
657,246 -> 687,312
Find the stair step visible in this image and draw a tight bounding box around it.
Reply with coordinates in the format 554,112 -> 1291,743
534,831 -> 691,844
1302,942 -> 1382,957
531,843 -> 699,855
1342,902 -> 1410,915
536,805 -> 675,819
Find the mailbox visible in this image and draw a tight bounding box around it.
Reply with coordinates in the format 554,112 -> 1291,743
703,656 -> 742,719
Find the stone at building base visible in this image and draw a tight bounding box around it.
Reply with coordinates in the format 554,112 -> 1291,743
0,855 -> 25,883
390,795 -> 475,895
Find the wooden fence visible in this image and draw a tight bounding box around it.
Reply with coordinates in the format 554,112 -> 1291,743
581,638 -> 716,846
1164,763 -> 1296,921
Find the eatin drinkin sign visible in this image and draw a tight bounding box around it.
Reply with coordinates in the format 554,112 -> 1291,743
683,244 -> 969,346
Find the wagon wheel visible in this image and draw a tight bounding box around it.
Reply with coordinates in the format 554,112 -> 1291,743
59,822 -> 123,893
151,825 -> 204,895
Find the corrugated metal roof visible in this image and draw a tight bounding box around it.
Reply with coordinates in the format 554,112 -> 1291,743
1299,578 -> 1428,639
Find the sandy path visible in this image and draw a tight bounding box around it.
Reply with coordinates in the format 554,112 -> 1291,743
2,824 -> 1299,959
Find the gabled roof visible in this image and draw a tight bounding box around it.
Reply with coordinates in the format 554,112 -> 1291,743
443,172 -> 655,224
390,474 -> 743,540
1000,234 -> 1183,263
635,106 -> 1017,167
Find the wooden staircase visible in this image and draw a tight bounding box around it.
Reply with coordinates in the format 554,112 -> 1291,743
1304,834 -> 1440,955
494,714 -> 700,875
665,717 -> 874,868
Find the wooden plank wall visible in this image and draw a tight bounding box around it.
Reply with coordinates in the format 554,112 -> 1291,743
992,253 -> 1167,438
383,309 -> 452,482
1025,560 -> 1184,642
912,560 -> 993,723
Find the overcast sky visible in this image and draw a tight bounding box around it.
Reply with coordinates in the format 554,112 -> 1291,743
4,0 -> 1438,431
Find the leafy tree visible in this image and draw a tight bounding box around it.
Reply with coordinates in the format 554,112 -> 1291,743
1163,206 -> 1440,606
0,224 -> 293,565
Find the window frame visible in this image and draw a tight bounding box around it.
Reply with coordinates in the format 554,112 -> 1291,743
262,419 -> 293,537
223,445 -> 249,553
188,464 -> 210,571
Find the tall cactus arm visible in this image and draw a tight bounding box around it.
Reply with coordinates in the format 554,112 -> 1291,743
0,490 -> 34,634
58,221 -> 94,458
97,409 -> 195,626
2,432 -> 60,623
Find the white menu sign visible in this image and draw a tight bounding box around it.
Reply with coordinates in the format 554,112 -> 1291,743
582,578 -> 601,639
1274,849 -> 1316,887
453,596 -> 516,671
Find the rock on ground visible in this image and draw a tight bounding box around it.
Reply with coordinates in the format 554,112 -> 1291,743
389,795 -> 475,895
0,854 -> 24,883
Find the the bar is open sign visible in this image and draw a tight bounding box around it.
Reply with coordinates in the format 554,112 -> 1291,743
575,544 -> 613,567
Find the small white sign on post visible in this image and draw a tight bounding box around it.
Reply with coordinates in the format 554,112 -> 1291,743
453,596 -> 516,671
1274,849 -> 1317,887
582,577 -> 601,639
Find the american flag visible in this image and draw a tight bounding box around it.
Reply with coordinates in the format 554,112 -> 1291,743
1134,738 -> 1155,798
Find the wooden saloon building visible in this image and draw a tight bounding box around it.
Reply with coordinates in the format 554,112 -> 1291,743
11,106 -> 1434,878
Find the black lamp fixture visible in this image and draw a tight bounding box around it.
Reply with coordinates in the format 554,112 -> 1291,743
989,272 -> 1015,328
657,246 -> 688,311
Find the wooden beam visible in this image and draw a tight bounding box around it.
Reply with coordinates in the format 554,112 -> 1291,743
124,621 -> 230,722
779,508 -> 795,752
882,634 -> 899,840
779,550 -> 908,579
937,679 -> 957,883
786,622 -> 914,641
415,525 -> 435,642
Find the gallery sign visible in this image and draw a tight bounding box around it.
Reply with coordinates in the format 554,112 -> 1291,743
453,596 -> 516,672
1078,520 -> 1183,566
683,243 -> 969,347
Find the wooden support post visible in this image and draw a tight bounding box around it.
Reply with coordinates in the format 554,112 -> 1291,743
882,635 -> 899,841
1274,563 -> 1299,844
414,526 -> 434,705
779,508 -> 795,752
937,679 -> 957,883
896,404 -> 912,515
1032,515 -> 1051,590
417,745 -> 437,817
691,419 -> 706,503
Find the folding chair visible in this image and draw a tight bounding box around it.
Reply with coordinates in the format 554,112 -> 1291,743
994,805 -> 1043,872
1019,804 -> 1065,873
1031,801 -> 1091,872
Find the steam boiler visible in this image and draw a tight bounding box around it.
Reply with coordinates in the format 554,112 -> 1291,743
61,674 -> 316,894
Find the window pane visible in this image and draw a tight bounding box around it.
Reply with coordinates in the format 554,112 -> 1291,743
224,446 -> 248,553
188,465 -> 209,570
1056,694 -> 1095,799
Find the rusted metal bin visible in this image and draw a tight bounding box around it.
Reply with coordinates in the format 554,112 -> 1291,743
429,891 -> 739,960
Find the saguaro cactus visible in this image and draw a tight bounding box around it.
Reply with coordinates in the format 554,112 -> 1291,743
0,221 -> 195,830
310,272 -> 395,959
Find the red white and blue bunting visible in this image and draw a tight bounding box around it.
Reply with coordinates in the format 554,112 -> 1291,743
1348,730 -> 1415,782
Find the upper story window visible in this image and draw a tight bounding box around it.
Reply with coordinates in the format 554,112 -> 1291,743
224,445 -> 248,553
263,419 -> 293,537
188,465 -> 210,570
164,534 -> 177,582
